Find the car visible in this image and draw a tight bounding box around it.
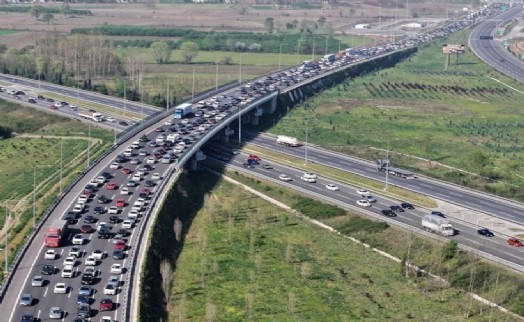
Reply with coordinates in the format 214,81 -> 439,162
97,221 -> 108,230
127,180 -> 137,187
262,164 -> 273,169
389,205 -> 405,212
41,264 -> 55,275
49,307 -> 63,319
19,294 -> 33,306
103,283 -> 117,295
111,263 -> 123,274
81,267 -> 96,285
106,182 -> 117,190
73,203 -> 85,214
100,316 -> 114,322
365,195 -> 377,203
478,228 -> 495,237
109,215 -> 120,224
356,199 -> 371,207
77,294 -> 90,305
72,234 -> 84,245
97,195 -> 110,204
400,202 -> 414,209
117,228 -> 130,237
146,157 -> 156,164
113,249 -> 125,260
99,298 -> 113,311
108,206 -> 119,215
109,162 -> 120,169
431,211 -> 445,217
381,209 -> 397,217
107,276 -> 120,288
78,194 -> 89,204
62,264 -> 74,278
356,189 -> 371,196
122,219 -> 134,229
115,240 -> 127,251
20,314 -> 36,322
130,158 -> 140,165
78,285 -> 92,296
325,184 -> 340,191
69,246 -> 82,257
93,206 -> 105,215
140,188 -> 151,196
279,174 -> 292,181
121,167 -> 131,174
80,225 -> 93,233
64,211 -> 77,224
508,237 -> 523,247
84,215 -> 96,223
63,256 -> 76,266
44,249 -> 57,260
145,180 -> 155,187
85,256 -> 97,266
119,121 -> 128,126
116,199 -> 126,207
54,282 -> 68,294
232,149 -> 240,155
31,275 -> 45,287
249,154 -> 261,161
139,135 -> 149,142
151,173 -> 162,181
112,234 -> 126,244
77,303 -> 91,318
142,164 -> 153,171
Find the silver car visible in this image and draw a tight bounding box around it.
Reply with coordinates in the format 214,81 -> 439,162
31,276 -> 44,287
49,307 -> 63,319
19,294 -> 33,306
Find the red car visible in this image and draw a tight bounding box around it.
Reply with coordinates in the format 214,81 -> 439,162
508,237 -> 523,247
83,189 -> 94,198
116,199 -> 126,207
49,104 -> 58,110
106,182 -> 118,190
121,168 -> 131,175
80,225 -> 93,234
99,298 -> 113,311
249,154 -> 261,161
114,240 -> 126,251
140,189 -> 151,196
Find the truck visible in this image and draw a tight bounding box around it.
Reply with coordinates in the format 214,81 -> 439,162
377,159 -> 415,179
45,219 -> 68,247
422,214 -> 455,236
174,103 -> 193,119
323,54 -> 336,62
166,133 -> 179,143
276,135 -> 301,147
78,112 -> 103,122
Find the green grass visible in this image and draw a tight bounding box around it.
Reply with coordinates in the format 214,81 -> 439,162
167,170 -> 516,321
259,29 -> 524,200
0,29 -> 19,36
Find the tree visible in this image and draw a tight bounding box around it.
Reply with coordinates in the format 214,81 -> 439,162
264,17 -> 274,33
179,41 -> 199,64
442,240 -> 458,260
317,16 -> 326,26
30,5 -> 45,20
60,3 -> 71,17
42,13 -> 54,24
150,41 -> 171,64
247,43 -> 262,52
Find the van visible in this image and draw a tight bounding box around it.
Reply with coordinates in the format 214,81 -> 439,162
300,172 -> 317,183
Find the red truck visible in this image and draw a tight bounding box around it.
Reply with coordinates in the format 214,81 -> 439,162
44,219 -> 68,247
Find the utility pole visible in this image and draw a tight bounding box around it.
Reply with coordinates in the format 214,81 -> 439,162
192,67 -> 195,100
166,78 -> 170,111
278,44 -> 282,70
304,119 -> 309,165
87,123 -> 91,167
384,141 -> 390,191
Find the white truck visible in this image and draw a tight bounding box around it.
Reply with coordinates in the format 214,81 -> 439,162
78,112 -> 103,122
422,214 -> 455,236
276,135 -> 301,147
300,172 -> 317,183
173,103 -> 193,119
166,133 -> 179,143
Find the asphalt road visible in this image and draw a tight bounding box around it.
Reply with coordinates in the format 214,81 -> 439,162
242,132 -> 524,225
469,6 -> 524,83
204,150 -> 524,270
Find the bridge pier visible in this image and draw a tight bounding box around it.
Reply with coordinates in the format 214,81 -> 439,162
221,127 -> 234,143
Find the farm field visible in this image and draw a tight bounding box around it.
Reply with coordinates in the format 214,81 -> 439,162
165,170 -> 518,321
0,99 -> 112,285
262,29 -> 524,200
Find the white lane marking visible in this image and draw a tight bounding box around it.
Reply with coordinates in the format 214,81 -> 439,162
44,286 -> 48,297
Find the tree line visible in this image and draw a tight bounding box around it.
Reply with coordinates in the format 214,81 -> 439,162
0,5 -> 92,16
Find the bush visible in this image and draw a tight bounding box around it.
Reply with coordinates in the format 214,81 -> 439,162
292,197 -> 345,219
337,217 -> 389,234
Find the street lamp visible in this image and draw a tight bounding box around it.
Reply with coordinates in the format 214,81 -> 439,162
239,53 -> 248,84
215,59 -> 219,91
87,122 -> 91,167
384,141 -> 390,191
192,67 -> 196,100
304,118 -> 309,165
278,44 -> 282,70
33,165 -> 52,228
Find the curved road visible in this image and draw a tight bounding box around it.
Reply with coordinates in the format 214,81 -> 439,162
469,6 -> 524,82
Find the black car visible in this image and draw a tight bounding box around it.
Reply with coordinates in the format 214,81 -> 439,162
77,304 -> 91,318
119,121 -> 129,126
97,195 -> 110,204
109,216 -> 120,224
28,98 -> 37,104
21,314 -> 36,322
93,206 -> 105,215
400,202 -> 414,209
84,215 -> 96,223
46,98 -> 55,102
381,209 -> 397,217
112,250 -> 125,260
144,180 -> 155,187
139,135 -> 149,142
115,155 -> 126,163
41,264 -> 54,275
142,165 -> 153,171
431,211 -> 445,218
389,205 -> 404,212
101,172 -> 112,179
77,294 -> 90,305
117,229 -> 130,237
37,95 -> 45,100
98,228 -> 111,239
478,228 -> 495,237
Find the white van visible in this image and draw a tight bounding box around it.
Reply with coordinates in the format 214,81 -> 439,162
123,148 -> 133,157
300,172 -> 317,183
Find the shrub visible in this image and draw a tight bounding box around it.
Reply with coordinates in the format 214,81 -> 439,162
292,197 -> 345,219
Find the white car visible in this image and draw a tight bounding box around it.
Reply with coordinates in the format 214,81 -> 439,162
85,256 -> 97,266
63,256 -> 76,266
97,222 -> 108,230
77,194 -> 89,204
69,246 -> 82,258
356,199 -> 371,207
128,209 -> 140,220
31,276 -> 45,287
44,249 -> 57,260
111,263 -> 123,274
356,189 -> 371,196
72,203 -> 84,214
109,162 -> 120,169
325,184 -> 340,191
120,187 -> 130,195
107,276 -> 120,288
72,234 -> 84,245
146,157 -> 156,164
103,284 -> 117,295
108,207 -> 119,215
279,174 -> 292,181
91,249 -> 104,260
132,173 -> 142,181
100,316 -> 114,322
106,117 -> 115,122
122,219 -> 134,229
61,265 -> 74,278
53,282 -> 68,294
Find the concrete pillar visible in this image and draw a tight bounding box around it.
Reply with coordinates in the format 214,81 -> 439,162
250,115 -> 259,126
269,96 -> 277,114
187,158 -> 198,171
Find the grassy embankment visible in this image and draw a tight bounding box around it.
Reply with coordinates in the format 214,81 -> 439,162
0,100 -> 112,284
258,29 -> 524,201
160,170 -> 520,321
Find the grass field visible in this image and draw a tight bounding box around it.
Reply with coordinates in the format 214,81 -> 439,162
262,29 -> 524,200
0,29 -> 19,36
0,99 -> 112,285
167,170 -> 517,321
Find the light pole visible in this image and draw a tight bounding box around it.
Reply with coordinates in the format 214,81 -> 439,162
304,118 -> 309,165
312,38 -> 315,60
33,165 -> 52,228
384,141 -> 390,191
278,44 -> 282,70
238,105 -> 242,145
192,67 -> 196,100
123,80 -> 127,116
166,78 -> 170,111
325,35 -> 328,55
87,122 -> 91,167
60,138 -> 63,196
215,59 -> 219,91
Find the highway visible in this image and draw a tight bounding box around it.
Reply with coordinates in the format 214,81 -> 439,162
204,149 -> 524,270
243,132 -> 524,225
469,6 -> 524,83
